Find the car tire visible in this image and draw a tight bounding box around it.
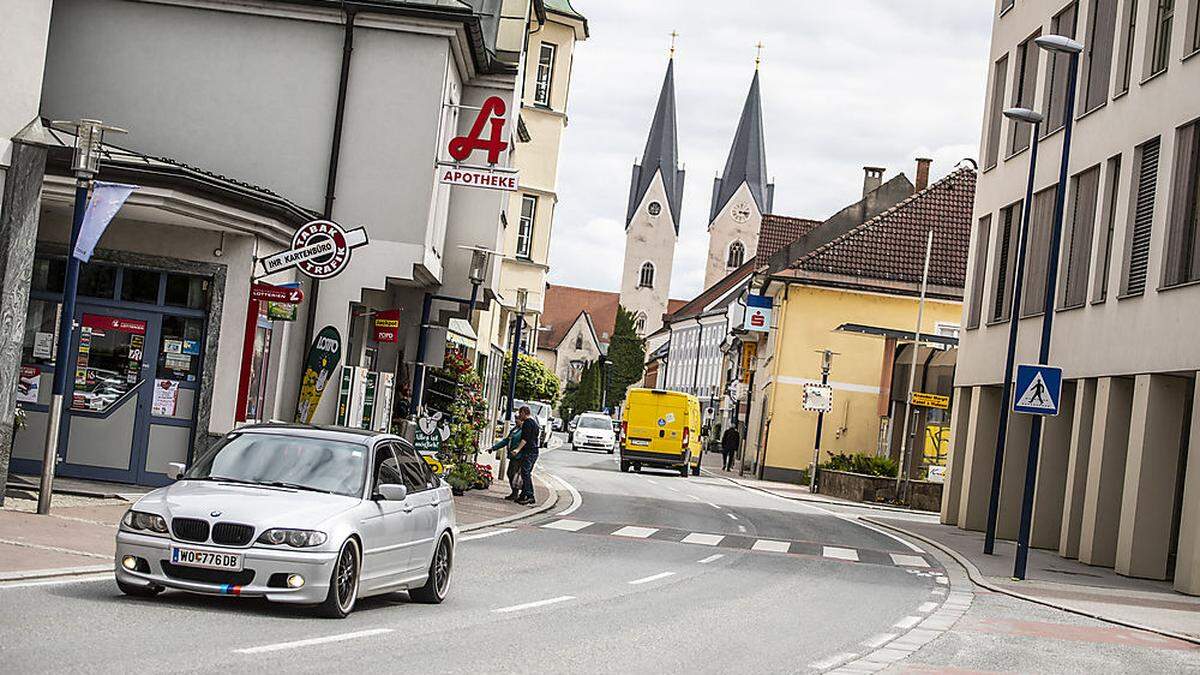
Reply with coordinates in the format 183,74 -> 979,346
316,538 -> 361,618
633,463 -> 642,473
691,463 -> 701,476
607,448 -> 614,454
410,533 -> 453,604
620,460 -> 630,472
117,579 -> 161,598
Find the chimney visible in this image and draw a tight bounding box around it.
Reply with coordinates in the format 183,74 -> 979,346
862,166 -> 885,197
915,157 -> 932,191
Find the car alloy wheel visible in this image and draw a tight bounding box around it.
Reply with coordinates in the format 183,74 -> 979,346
317,538 -> 361,618
411,533 -> 453,604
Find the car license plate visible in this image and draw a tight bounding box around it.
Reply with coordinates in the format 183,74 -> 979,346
630,439 -> 650,446
171,546 -> 243,571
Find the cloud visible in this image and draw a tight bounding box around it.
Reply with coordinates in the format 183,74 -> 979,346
548,0 -> 993,300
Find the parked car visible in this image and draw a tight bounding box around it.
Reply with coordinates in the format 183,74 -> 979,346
551,417 -> 564,432
572,413 -> 616,454
527,400 -> 552,444
619,388 -> 702,477
114,425 -> 456,618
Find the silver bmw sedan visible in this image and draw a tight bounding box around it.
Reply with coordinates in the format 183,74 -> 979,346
114,425 -> 456,618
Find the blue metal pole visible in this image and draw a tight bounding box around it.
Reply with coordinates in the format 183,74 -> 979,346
983,121 -> 1042,555
37,176 -> 90,515
410,293 -> 433,414
1014,51 -> 1079,580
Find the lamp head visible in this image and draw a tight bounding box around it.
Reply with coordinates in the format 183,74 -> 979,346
515,288 -> 528,314
1003,107 -> 1045,125
1035,34 -> 1084,54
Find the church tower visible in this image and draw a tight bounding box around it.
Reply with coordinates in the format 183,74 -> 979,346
704,66 -> 773,288
619,56 -> 684,337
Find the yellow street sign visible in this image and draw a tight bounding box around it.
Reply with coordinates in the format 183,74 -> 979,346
911,392 -> 950,409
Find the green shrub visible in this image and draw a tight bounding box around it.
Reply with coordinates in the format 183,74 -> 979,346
821,452 -> 898,478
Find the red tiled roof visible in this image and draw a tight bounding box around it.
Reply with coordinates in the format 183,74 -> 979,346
541,284 -> 686,348
790,167 -> 976,291
758,214 -> 821,263
665,260 -> 755,323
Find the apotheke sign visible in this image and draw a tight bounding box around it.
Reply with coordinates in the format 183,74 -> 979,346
435,95 -> 519,193
260,220 -> 368,279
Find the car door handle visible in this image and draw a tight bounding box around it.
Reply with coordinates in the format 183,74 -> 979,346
401,503 -> 413,513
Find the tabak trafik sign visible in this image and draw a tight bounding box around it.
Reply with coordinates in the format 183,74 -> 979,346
260,219 -> 369,279
436,96 -> 519,192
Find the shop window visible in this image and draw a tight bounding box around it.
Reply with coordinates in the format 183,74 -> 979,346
77,262 -> 117,299
71,313 -> 147,412
158,315 -> 204,382
21,299 -> 60,367
164,273 -> 209,309
121,268 -> 161,304
31,258 -> 65,294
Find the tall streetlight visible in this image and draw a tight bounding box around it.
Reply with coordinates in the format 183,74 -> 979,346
982,106 -> 1044,555
1012,34 -> 1083,580
39,120 -> 126,515
600,358 -> 614,412
498,288 -> 528,481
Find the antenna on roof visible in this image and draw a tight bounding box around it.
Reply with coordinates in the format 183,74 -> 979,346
669,30 -> 679,58
755,41 -> 764,69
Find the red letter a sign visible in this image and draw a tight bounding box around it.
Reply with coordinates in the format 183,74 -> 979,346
448,96 -> 509,165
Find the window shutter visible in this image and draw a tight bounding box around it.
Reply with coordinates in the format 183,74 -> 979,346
1023,186 -> 1058,316
985,56 -> 1009,169
1093,155 -> 1122,302
1062,167 -> 1100,307
968,216 -> 991,329
1123,137 -> 1161,295
1084,0 -> 1118,112
1164,122 -> 1200,285
992,206 -> 1015,321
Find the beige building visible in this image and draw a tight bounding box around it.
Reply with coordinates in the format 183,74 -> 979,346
946,0 -> 1200,593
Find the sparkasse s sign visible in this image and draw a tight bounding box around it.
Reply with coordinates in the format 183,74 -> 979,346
743,294 -> 773,333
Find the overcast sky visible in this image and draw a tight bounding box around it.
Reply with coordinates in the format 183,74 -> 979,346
547,1 -> 993,301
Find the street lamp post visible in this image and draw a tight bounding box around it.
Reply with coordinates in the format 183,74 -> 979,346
809,349 -> 834,493
600,358 -> 613,413
1012,35 -> 1083,580
38,120 -> 126,516
498,288 -> 528,481
982,106 -> 1044,555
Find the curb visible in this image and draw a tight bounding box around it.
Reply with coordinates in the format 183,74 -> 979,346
699,469 -> 937,516
862,516 -> 1200,647
458,473 -> 562,533
0,564 -> 111,583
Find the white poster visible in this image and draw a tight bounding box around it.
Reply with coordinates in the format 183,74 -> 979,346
152,379 -> 179,416
33,332 -> 54,360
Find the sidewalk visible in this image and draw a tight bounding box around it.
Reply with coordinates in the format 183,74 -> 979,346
0,471 -> 558,582
863,516 -> 1200,642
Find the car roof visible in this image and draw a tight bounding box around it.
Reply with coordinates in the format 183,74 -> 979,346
233,423 -> 395,444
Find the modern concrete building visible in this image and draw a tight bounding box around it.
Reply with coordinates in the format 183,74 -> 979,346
946,0 -> 1200,593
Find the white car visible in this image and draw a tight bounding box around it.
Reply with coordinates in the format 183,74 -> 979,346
527,400 -> 552,444
571,413 -> 616,453
114,425 -> 456,618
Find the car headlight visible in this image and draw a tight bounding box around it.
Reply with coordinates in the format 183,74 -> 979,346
121,510 -> 169,535
257,528 -> 328,548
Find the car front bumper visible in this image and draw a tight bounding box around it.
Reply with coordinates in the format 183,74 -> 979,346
115,530 -> 338,604
574,436 -> 615,450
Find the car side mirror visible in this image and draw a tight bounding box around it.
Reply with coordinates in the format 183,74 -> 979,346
167,462 -> 186,480
376,483 -> 408,501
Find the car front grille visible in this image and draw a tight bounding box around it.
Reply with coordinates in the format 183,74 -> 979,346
172,517 -> 210,543
161,561 -> 255,587
211,522 -> 255,546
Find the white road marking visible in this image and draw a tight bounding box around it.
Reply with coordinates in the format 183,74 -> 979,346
935,576 -> 949,585
687,495 -> 703,501
890,553 -> 930,568
822,546 -> 859,562
646,479 -> 659,485
552,471 -> 584,517
917,601 -> 938,613
542,519 -> 592,532
628,571 -> 676,585
493,595 -> 576,613
0,573 -> 112,590
809,652 -> 858,670
737,525 -> 747,533
862,633 -> 897,649
612,526 -> 658,539
726,513 -> 739,520
234,629 -> 394,654
893,615 -> 922,630
680,533 -> 724,546
707,502 -> 721,509
459,528 -> 514,541
931,589 -> 947,596
697,554 -> 724,564
751,539 -> 791,553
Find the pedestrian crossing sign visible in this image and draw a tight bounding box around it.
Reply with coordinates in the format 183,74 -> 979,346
1013,364 -> 1063,416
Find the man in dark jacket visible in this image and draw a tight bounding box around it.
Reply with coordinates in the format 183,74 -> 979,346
721,425 -> 741,472
511,405 -> 541,505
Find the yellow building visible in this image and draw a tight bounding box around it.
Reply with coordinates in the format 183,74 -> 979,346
743,163 -> 975,484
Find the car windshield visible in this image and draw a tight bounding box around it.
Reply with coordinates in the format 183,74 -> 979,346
185,432 -> 368,498
528,401 -> 551,418
578,416 -> 610,430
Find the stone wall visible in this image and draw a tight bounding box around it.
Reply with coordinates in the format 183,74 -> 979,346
817,468 -> 942,512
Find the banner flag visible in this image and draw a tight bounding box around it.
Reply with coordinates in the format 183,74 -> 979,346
73,181 -> 138,262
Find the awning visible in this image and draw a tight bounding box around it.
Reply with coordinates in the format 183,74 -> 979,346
834,322 -> 958,347
447,318 -> 477,350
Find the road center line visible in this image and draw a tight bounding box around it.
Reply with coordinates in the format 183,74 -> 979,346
707,502 -> 721,509
459,528 -> 515,541
697,554 -> 724,564
726,513 -> 739,520
628,571 -> 676,585
234,629 -> 394,654
493,595 -> 576,613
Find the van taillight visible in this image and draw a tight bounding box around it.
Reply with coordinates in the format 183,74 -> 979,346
620,421 -> 628,442
682,426 -> 690,449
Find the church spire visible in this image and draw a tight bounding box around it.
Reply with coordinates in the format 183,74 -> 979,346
709,67 -> 773,223
626,56 -> 685,230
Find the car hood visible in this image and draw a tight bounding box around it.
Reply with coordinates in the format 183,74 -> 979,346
134,480 -> 360,528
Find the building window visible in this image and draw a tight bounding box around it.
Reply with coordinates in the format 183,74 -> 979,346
639,261 -> 655,289
1060,165 -> 1101,308
1163,121 -> 1200,285
991,201 -> 1023,322
1191,0 -> 1200,51
1044,3 -> 1079,133
1149,0 -> 1176,75
984,55 -> 1009,170
574,333 -> 583,350
1010,31 -> 1042,155
1023,185 -> 1060,317
1001,0 -> 1016,13
727,241 -> 745,268
1122,136 -> 1162,295
635,313 -> 647,335
1083,0 -> 1119,113
1093,155 -> 1123,302
535,43 -> 556,107
1117,0 -> 1140,93
967,215 -> 991,329
517,195 -> 536,259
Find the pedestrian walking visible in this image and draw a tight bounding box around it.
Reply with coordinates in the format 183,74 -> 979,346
488,422 -> 524,500
721,424 -> 740,472
511,404 -> 541,506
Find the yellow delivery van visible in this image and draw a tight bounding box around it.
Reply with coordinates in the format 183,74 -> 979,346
619,388 -> 702,477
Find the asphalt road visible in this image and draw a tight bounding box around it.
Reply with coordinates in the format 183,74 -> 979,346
6,435 -> 1192,673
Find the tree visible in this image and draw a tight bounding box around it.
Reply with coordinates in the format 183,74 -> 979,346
605,306 -> 646,410
560,359 -> 601,421
501,352 -> 561,404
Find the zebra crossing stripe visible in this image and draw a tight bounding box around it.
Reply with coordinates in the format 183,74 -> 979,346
680,533 -> 724,546
751,539 -> 791,553
542,519 -> 592,532
823,546 -> 859,562
889,553 -> 929,568
612,526 -> 658,539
